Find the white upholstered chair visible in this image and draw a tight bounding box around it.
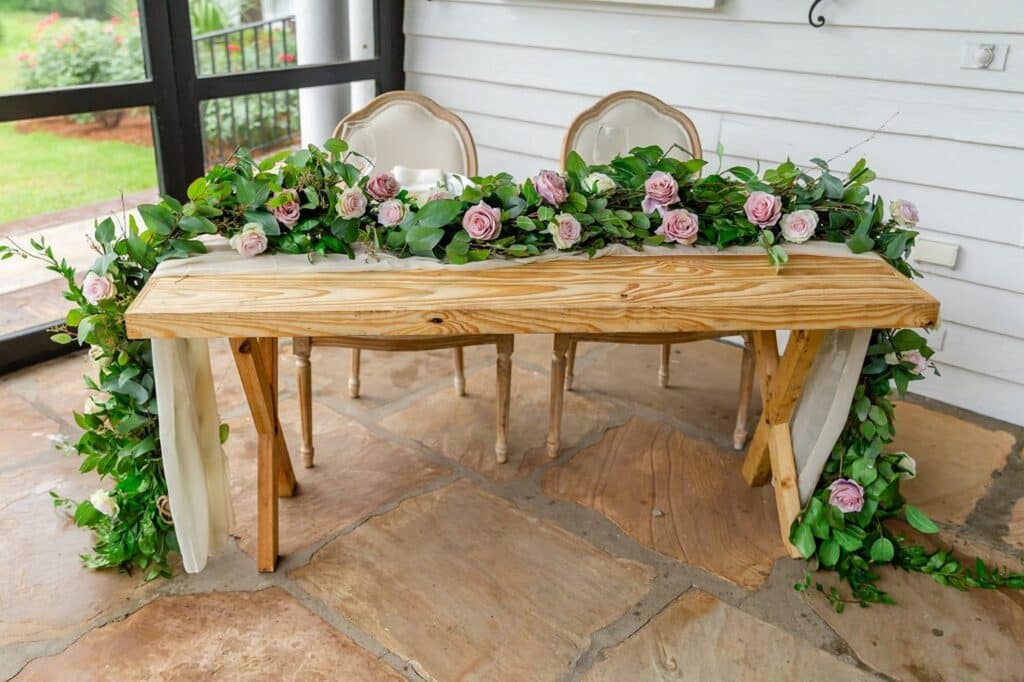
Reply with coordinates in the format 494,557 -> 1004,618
293,91 -> 514,468
546,91 -> 756,457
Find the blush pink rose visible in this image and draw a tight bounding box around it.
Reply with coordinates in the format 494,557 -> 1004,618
366,172 -> 400,201
779,209 -> 819,243
744,191 -> 782,228
229,223 -> 268,257
377,199 -> 406,227
902,350 -> 928,375
655,208 -> 700,245
827,478 -> 864,514
82,271 -> 115,304
462,201 -> 502,241
890,199 -> 919,227
271,190 -> 301,228
427,189 -> 453,202
533,170 -> 568,206
337,186 -> 367,219
641,171 -> 680,214
548,213 -> 582,249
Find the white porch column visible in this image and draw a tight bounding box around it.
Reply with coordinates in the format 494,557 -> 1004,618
295,0 -> 349,147
348,0 -> 376,111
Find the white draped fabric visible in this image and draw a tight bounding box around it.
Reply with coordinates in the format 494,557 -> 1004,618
151,240 -> 877,572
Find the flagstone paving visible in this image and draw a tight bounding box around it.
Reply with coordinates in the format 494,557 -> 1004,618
1,337 -> 1023,680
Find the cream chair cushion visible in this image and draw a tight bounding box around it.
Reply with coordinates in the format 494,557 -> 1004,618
567,95 -> 699,165
339,98 -> 472,176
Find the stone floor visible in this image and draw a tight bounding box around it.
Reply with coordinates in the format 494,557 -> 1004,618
2,336 -> 1022,681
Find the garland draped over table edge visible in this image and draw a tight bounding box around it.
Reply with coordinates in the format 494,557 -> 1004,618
4,139 -> 1022,608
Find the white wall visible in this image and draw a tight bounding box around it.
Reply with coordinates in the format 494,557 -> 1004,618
403,0 -> 1024,426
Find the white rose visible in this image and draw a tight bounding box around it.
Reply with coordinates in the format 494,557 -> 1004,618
895,453 -> 917,480
779,209 -> 819,244
90,489 -> 119,517
584,172 -> 616,195
89,344 -> 111,370
84,396 -> 105,414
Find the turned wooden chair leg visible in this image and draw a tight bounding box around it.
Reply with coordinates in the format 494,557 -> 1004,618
733,334 -> 756,450
565,340 -> 578,391
453,346 -> 467,396
293,337 -> 315,468
547,334 -> 572,458
348,348 -> 361,398
494,337 -> 514,463
659,343 -> 672,388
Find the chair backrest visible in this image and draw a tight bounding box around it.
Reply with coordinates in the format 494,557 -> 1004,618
334,90 -> 478,176
561,90 -> 702,169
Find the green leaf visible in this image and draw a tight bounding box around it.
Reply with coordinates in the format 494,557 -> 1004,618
244,210 -> 281,236
905,504 -> 940,534
138,204 -> 174,236
405,226 -> 444,256
870,537 -> 895,563
324,137 -> 348,155
891,329 -> 926,352
820,173 -> 844,200
219,423 -> 230,444
186,176 -> 207,201
834,528 -> 864,552
179,215 -> 217,235
790,523 -> 816,559
94,217 -> 116,244
50,333 -> 73,344
74,501 -> 103,527
845,232 -> 875,254
415,199 -> 462,228
819,539 -> 841,567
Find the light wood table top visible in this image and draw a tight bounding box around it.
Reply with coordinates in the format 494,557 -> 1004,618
125,254 -> 939,339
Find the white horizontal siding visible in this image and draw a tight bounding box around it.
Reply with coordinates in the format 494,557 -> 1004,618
404,1 -> 1024,425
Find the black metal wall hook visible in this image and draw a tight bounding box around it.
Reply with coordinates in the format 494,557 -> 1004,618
808,0 -> 827,27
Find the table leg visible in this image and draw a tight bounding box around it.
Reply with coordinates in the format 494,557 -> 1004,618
742,330 -> 825,558
741,330 -> 780,486
231,337 -> 296,572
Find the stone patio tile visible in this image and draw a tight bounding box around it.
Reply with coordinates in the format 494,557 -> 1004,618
16,588 -> 403,681
291,481 -> 654,681
576,339 -> 757,444
0,350 -> 92,429
225,400 -> 449,559
889,401 -> 1016,524
584,590 -> 870,681
0,458 -> 151,646
808,568 -> 1024,681
1007,497 -> 1024,552
543,417 -> 785,589
380,365 -> 618,481
0,393 -> 62,468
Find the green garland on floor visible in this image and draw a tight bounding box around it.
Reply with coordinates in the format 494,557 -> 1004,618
3,140 -> 1022,604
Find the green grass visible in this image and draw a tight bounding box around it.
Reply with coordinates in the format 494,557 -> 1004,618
0,122 -> 156,223
0,10 -> 50,92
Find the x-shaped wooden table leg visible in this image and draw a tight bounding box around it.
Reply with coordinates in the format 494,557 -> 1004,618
741,329 -> 826,558
231,337 -> 297,572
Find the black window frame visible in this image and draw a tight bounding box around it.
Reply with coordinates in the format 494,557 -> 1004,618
0,0 -> 405,374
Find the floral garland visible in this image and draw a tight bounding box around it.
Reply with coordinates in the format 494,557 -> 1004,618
4,139 -> 1022,604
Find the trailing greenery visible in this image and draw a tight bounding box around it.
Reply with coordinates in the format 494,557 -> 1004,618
4,139 -> 1022,604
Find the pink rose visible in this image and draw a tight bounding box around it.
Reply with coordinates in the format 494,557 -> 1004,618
548,213 -> 582,249
229,223 -> 268,257
779,209 -> 819,244
82,271 -> 115,304
377,199 -> 406,227
427,189 -> 453,202
534,170 -> 568,206
827,478 -> 864,514
462,201 -> 502,241
337,186 -> 367,219
641,171 -> 679,215
744,191 -> 782,228
366,172 -> 400,201
655,208 -> 700,245
271,190 -> 301,228
902,350 -> 928,375
890,199 -> 919,227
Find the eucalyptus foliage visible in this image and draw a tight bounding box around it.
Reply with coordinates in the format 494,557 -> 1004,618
4,139 -> 1021,604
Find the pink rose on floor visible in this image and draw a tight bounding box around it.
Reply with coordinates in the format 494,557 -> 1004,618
229,222 -> 268,257
828,478 -> 865,514
548,213 -> 582,249
641,171 -> 679,214
534,170 -> 568,206
655,208 -> 700,245
337,186 -> 367,219
779,209 -> 819,243
462,201 -> 502,240
744,191 -> 782,228
377,199 -> 406,227
271,190 -> 301,228
890,199 -> 919,227
366,172 -> 400,201
82,271 -> 115,304
902,349 -> 928,375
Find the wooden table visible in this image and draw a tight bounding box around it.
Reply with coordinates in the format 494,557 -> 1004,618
126,254 -> 939,571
